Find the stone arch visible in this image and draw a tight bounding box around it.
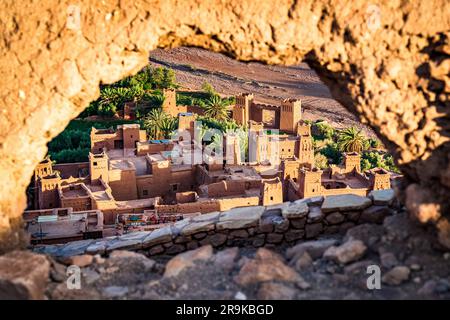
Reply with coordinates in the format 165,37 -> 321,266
0,0 -> 449,252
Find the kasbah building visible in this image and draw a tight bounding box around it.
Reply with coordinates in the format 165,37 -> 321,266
24,90 -> 393,244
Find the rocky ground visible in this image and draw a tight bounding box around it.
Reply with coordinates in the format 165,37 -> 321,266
42,211 -> 449,300
149,47 -> 376,136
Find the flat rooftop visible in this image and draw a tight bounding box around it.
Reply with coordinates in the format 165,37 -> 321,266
321,172 -> 368,189
61,186 -> 88,198
107,149 -> 148,176
85,184 -> 111,201
115,198 -> 155,209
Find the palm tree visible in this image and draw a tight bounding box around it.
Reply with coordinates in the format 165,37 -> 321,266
337,127 -> 369,153
151,92 -> 166,108
203,95 -> 229,121
159,117 -> 178,139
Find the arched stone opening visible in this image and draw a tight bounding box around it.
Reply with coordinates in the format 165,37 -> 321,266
0,0 -> 449,253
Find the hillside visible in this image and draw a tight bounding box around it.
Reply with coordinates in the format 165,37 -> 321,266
150,47 -> 376,136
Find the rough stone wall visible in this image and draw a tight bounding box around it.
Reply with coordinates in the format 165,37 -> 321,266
33,191 -> 397,258
0,0 -> 449,252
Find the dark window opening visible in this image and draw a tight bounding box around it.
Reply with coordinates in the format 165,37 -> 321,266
143,190 -> 148,196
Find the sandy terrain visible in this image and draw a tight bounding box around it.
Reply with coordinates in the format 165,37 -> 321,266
150,47 -> 375,136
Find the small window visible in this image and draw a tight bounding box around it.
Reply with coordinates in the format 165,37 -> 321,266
143,190 -> 148,196
312,189 -> 315,193
130,135 -> 133,138
270,196 -> 274,201
49,202 -> 53,207
93,161 -> 98,166
171,184 -> 179,192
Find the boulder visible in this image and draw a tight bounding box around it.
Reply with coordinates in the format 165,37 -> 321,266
307,206 -> 324,223
102,286 -> 129,299
213,247 -> 239,272
54,239 -> 94,257
281,200 -> 309,219
360,206 -> 393,224
325,212 -> 345,224
284,229 -> 305,242
164,245 -> 213,277
142,226 -> 172,248
369,189 -> 395,206
382,266 -> 410,286
286,239 -> 338,260
181,220 -> 216,236
216,206 -> 265,230
257,282 -> 297,300
234,248 -> 308,288
207,233 -> 228,247
106,239 -> 142,252
344,223 -> 384,250
0,251 -> 50,300
266,233 -> 284,244
323,240 -> 367,265
60,254 -> 94,267
305,223 -> 323,239
292,251 -> 313,271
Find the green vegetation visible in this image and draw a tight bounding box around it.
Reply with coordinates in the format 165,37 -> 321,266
202,81 -> 218,97
47,119 -> 140,164
48,63 -> 397,172
81,66 -> 178,118
361,152 -> 400,173
314,153 -> 329,169
203,95 -> 230,121
143,109 -> 178,140
337,126 -> 370,153
308,120 -> 397,173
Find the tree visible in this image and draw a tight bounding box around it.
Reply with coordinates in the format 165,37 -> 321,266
202,81 -> 217,97
203,95 -> 229,121
312,121 -> 335,141
143,109 -> 177,139
319,141 -> 341,164
361,151 -> 400,173
161,67 -> 177,89
143,109 -> 166,139
368,138 -> 381,149
337,127 -> 369,153
159,116 -> 178,139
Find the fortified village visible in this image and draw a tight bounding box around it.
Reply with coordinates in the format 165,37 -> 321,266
24,90 -> 393,244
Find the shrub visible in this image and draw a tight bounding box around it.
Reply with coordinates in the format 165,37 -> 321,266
314,153 -> 329,169
201,81 -> 217,97
311,121 -> 335,141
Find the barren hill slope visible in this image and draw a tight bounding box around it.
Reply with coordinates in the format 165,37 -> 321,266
150,47 -> 375,136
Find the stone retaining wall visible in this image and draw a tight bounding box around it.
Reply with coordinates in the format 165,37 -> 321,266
34,190 -> 397,258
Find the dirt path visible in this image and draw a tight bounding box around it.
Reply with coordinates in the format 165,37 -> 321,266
150,47 -> 376,136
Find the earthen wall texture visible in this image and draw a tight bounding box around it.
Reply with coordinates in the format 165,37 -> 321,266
0,0 -> 449,252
